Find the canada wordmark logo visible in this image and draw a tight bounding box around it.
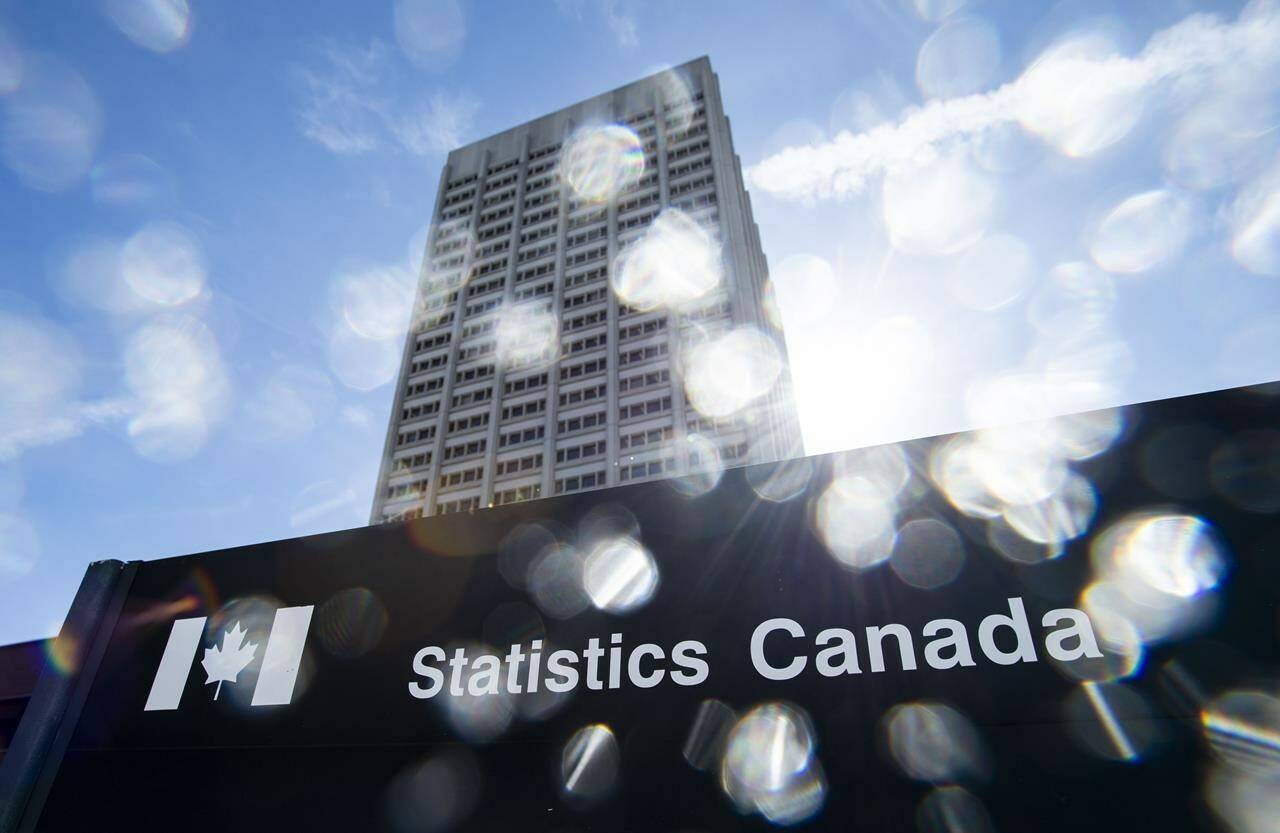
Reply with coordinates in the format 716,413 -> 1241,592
144,606 -> 314,711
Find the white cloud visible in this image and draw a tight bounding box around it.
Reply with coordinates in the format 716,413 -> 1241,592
0,398 -> 135,461
604,1 -> 638,48
393,92 -> 481,155
748,1 -> 1280,202
296,40 -> 391,154
555,0 -> 638,48
295,39 -> 479,156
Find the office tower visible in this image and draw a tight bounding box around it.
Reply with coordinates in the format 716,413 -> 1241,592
372,56 -> 801,523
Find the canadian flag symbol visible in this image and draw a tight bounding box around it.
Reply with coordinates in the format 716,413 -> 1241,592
143,606 -> 314,711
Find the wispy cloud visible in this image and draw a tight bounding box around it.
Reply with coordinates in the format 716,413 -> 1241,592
748,1 -> 1280,202
393,92 -> 482,155
295,39 -> 479,156
555,0 -> 638,48
0,397 -> 135,461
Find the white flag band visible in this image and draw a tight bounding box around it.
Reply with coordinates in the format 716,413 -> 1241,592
143,605 -> 314,711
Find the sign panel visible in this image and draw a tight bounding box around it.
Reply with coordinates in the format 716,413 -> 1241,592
16,384 -> 1280,832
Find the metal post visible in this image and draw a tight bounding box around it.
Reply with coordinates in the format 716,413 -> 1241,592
0,559 -> 133,832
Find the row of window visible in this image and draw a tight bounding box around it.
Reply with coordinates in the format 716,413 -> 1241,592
619,457 -> 674,482
620,394 -> 673,422
500,424 -> 545,449
506,371 -> 548,396
620,424 -> 673,451
439,465 -> 484,490
557,438 -> 606,464
495,484 -> 541,505
385,476 -> 429,500
502,398 -> 546,421
451,386 -> 492,409
437,496 -> 481,514
555,470 -> 605,495
560,383 -> 606,408
447,412 -> 489,435
558,409 -> 607,435
444,438 -> 486,461
401,400 -> 440,422
619,367 -> 670,393
495,452 -> 542,477
391,451 -> 433,473
396,426 -> 436,448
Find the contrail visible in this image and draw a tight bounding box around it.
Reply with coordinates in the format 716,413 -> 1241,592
747,1 -> 1280,202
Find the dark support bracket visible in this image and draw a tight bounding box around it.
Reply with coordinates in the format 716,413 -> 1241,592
0,560 -> 136,833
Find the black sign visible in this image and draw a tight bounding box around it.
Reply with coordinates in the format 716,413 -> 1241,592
3,384 -> 1279,832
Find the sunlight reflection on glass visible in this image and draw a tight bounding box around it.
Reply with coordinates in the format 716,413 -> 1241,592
561,124 -> 644,203
770,254 -> 837,326
437,641 -> 515,743
1017,33 -> 1142,157
327,323 -> 402,391
337,265 -> 415,341
561,724 -> 619,801
0,513 -> 40,581
103,0 -> 192,53
655,67 -> 697,136
1089,189 -> 1192,274
1209,430 -> 1280,513
721,701 -> 826,825
747,457 -> 814,503
289,480 -> 361,531
683,327 -> 782,419
527,543 -> 590,620
315,587 -> 388,659
1229,162 -> 1280,276
885,701 -> 989,783
684,699 -> 736,771
890,518 -> 965,590
1164,82 -> 1279,191
582,535 -> 658,614
1001,468 -> 1096,551
882,153 -> 994,255
498,522 -> 559,590
1,55 -> 101,192
121,221 -> 206,306
1066,681 -> 1158,763
915,16 -> 1001,99
908,0 -> 968,23
947,232 -> 1033,312
670,432 -> 725,498
0,309 -> 82,447
496,305 -> 558,369
613,208 -> 721,310
386,749 -> 480,833
1026,262 -> 1115,339
1202,689 -> 1280,777
1083,511 -> 1227,646
0,24 -> 21,94
124,316 -> 230,462
1207,763 -> 1280,833
917,785 -> 995,833
814,475 -> 898,570
393,0 -> 465,72
91,153 -> 169,206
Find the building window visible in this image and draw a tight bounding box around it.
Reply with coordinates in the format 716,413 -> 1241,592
555,469 -> 606,495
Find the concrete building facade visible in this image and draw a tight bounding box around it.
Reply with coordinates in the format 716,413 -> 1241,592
372,57 -> 801,523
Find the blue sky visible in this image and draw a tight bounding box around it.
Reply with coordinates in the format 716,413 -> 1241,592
1,0 -> 1278,645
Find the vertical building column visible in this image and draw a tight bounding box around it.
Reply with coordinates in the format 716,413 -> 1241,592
425,149 -> 492,515
653,85 -> 691,476
479,137 -> 532,508
370,162 -> 453,524
540,123 -> 575,501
